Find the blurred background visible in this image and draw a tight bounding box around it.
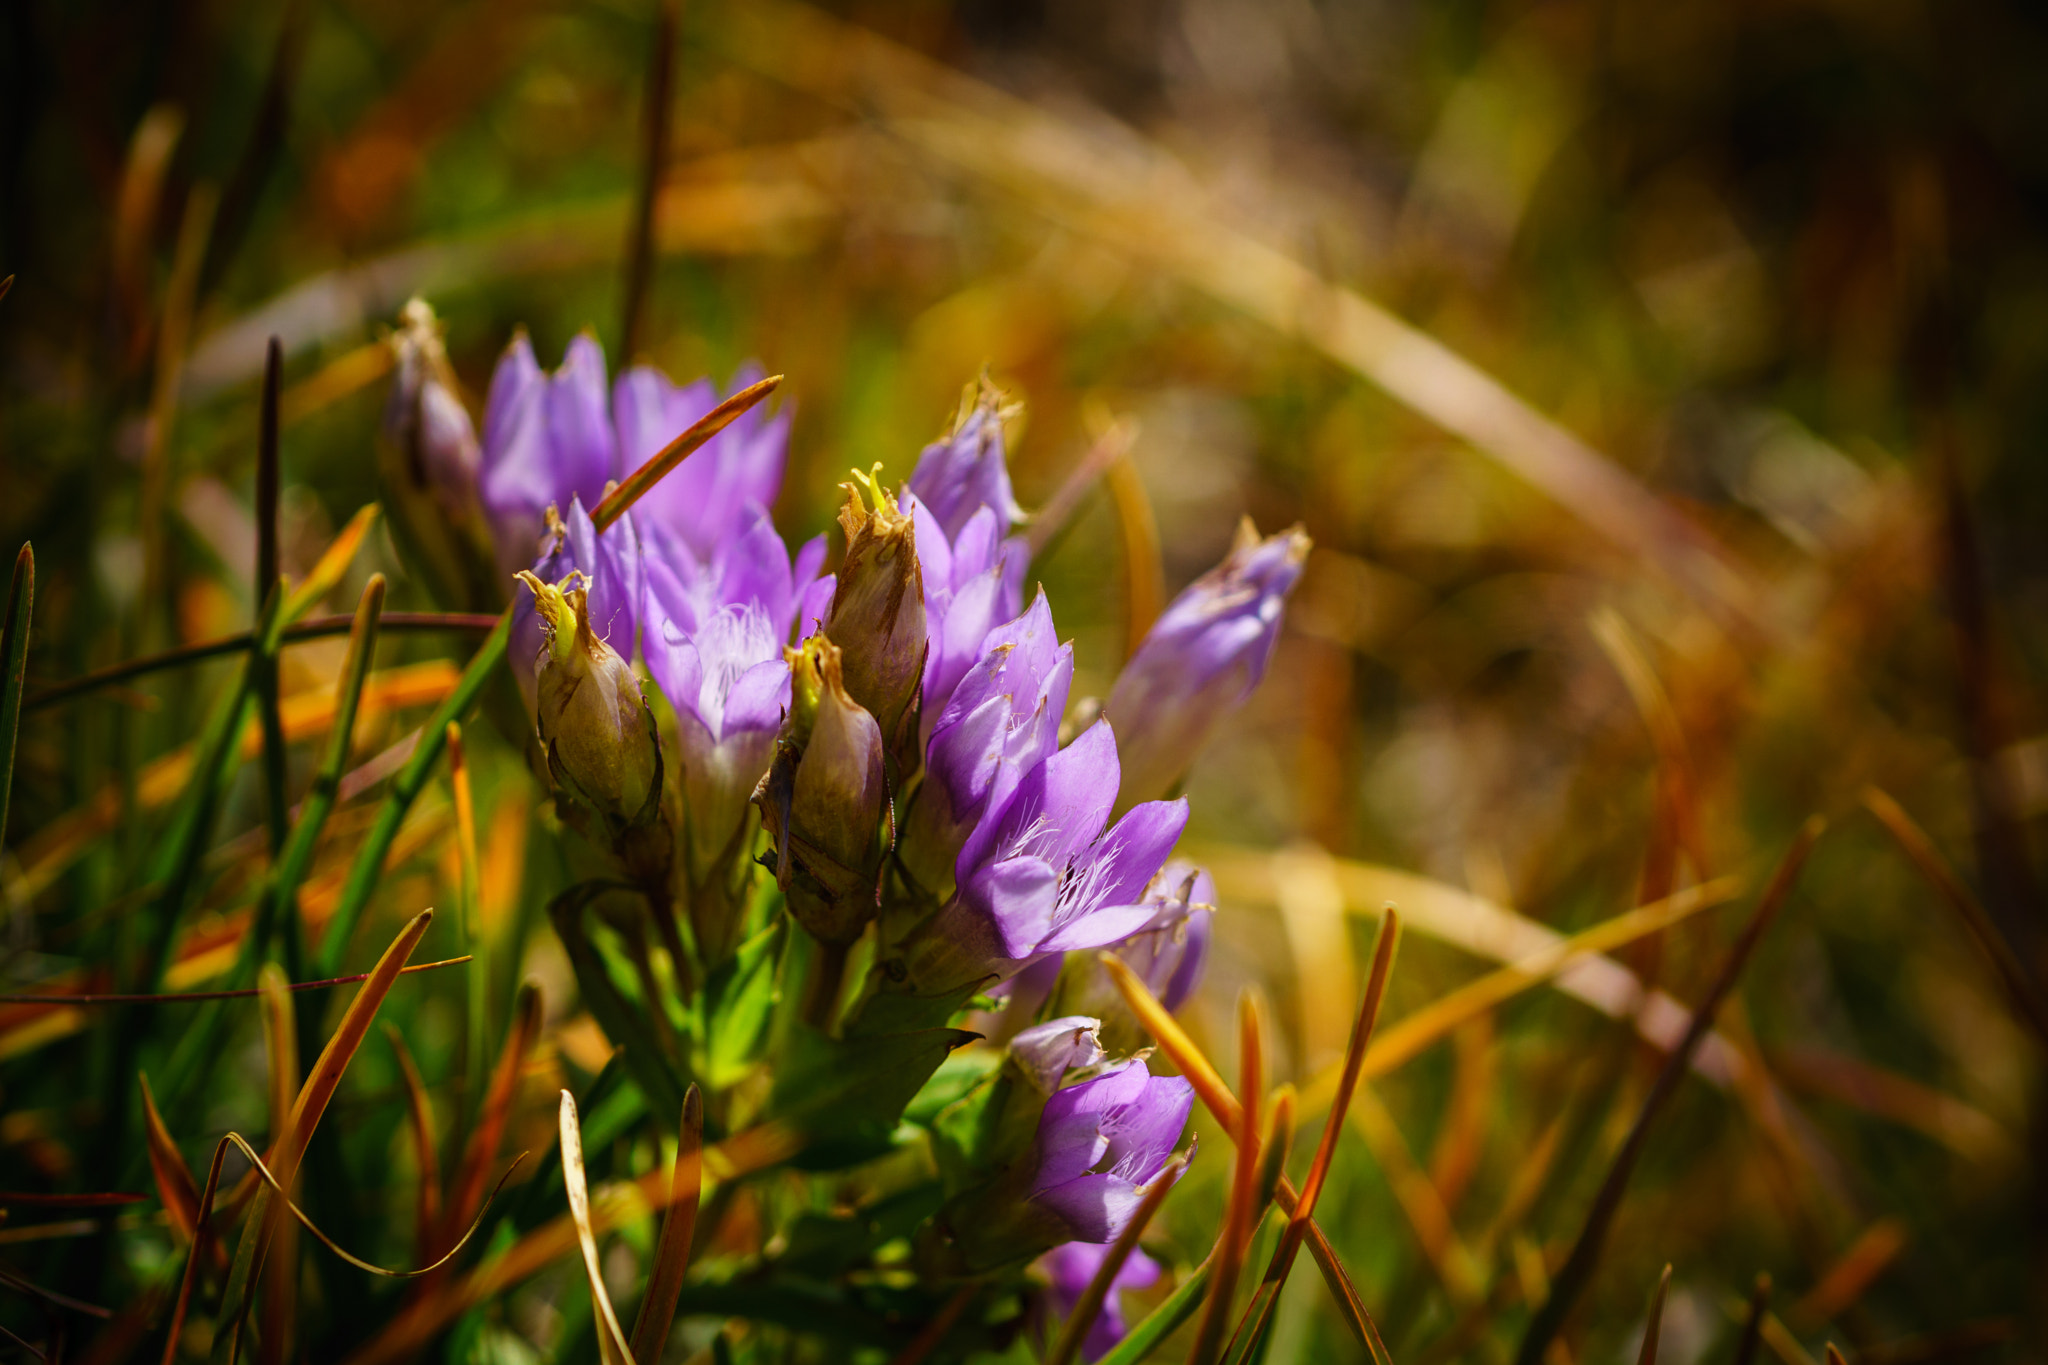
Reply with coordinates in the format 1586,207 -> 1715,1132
4,0 -> 2047,1360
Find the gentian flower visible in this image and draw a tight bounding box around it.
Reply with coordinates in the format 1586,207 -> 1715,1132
1041,1242 -> 1162,1363
754,636 -> 888,946
515,565 -> 659,828
510,498 -> 642,716
1108,860 -> 1214,1013
899,590 -> 1072,894
1104,521 -> 1310,813
479,331 -> 618,588
908,719 -> 1188,993
614,363 -> 791,561
378,300 -> 497,612
823,470 -> 926,748
1008,1016 -> 1106,1095
906,377 -> 1026,543
1027,1060 -> 1192,1243
906,493 -> 1025,744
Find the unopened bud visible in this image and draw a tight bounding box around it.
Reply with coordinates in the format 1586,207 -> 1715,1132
823,466 -> 926,748
378,299 -> 496,609
516,569 -> 660,825
754,635 -> 888,945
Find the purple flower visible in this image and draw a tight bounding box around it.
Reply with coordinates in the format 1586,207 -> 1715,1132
515,565 -> 658,827
1028,1060 -> 1192,1242
1008,1016 -> 1106,1095
906,492 -> 1027,742
914,718 -> 1188,990
1041,1242 -> 1162,1363
907,378 -> 1025,544
899,590 -> 1072,893
1110,860 -> 1214,1012
511,498 -> 642,716
378,299 -> 496,612
615,363 -> 791,561
1104,522 -> 1310,813
480,331 -> 619,588
644,600 -> 788,888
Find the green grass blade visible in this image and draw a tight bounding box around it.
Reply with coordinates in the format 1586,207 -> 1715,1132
1096,1260 -> 1214,1365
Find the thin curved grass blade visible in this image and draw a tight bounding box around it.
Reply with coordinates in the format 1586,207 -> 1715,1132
0,956 -> 471,1006
630,1085 -> 704,1365
593,376 -> 782,532
1514,818 -> 1824,1365
559,1089 -> 638,1365
258,965 -> 300,1365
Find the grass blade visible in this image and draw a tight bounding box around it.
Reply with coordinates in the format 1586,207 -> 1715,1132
254,338 -> 289,865
437,982 -> 542,1257
1100,953 -> 1389,1363
1045,1155 -> 1188,1365
592,376 -> 783,531
213,910 -> 435,1363
0,543 -> 32,848
1638,1264 -> 1673,1365
559,1090 -> 638,1365
1185,993 -> 1265,1365
0,957 -> 468,1006
1733,1276 -> 1771,1365
630,1085 -> 704,1365
315,614 -> 508,978
1862,786 -> 2048,1047
138,1074 -> 200,1247
258,965 -> 300,1365
447,719 -> 488,1134
1513,818 -> 1824,1365
384,1023 -> 443,1263
1097,1260 -> 1214,1365
1105,456 -> 1163,661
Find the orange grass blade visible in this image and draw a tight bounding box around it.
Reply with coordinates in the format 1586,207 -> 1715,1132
1184,994 -> 1265,1365
1514,818 -> 1824,1365
1732,1276 -> 1771,1365
277,504 -> 380,629
0,956 -> 472,1007
1862,786 -> 2048,1047
1099,951 -> 1389,1363
1232,910 -> 1399,1352
438,982 -> 542,1254
1591,609 -> 1708,877
258,966 -> 300,1365
592,376 -> 782,532
1044,1155 -> 1187,1365
630,1085 -> 704,1365
161,1137 -> 231,1365
384,1023 -> 443,1262
1791,1219 -> 1907,1329
559,1090 -> 638,1365
1637,1265 -> 1674,1365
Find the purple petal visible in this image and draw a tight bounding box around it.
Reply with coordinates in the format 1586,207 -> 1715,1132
1031,1175 -> 1145,1245
1035,902 -> 1160,954
963,855 -> 1060,961
1009,1016 -> 1105,1093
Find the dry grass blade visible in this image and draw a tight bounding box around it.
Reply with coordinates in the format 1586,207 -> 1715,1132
161,1137 -> 231,1365
593,376 -> 783,532
1591,610 -> 1707,876
1825,1346 -> 1846,1365
1792,1219 -> 1907,1328
1861,787 -> 2048,1047
1513,817 -> 1824,1365
0,1266 -> 109,1319
384,1023 -> 443,1262
1637,1264 -> 1673,1365
1184,994 -> 1264,1365
1733,1276 -> 1772,1365
141,1075 -> 213,1260
258,966 -> 300,1365
1044,1155 -> 1187,1365
559,1089 -> 638,1365
216,1132 -> 524,1278
1105,456 -> 1164,661
0,956 -> 470,1006
1295,878 -> 1742,1116
1225,911 -> 1400,1357
447,719 -> 488,1133
1098,952 -> 1390,1363
0,543 -> 33,848
213,910 -> 435,1362
437,982 -> 542,1255
630,1085 -> 704,1365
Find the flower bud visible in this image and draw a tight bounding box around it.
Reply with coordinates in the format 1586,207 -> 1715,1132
1104,520 -> 1310,814
516,568 -> 660,826
377,299 -> 497,610
907,376 -> 1025,542
823,467 -> 927,748
754,635 -> 888,946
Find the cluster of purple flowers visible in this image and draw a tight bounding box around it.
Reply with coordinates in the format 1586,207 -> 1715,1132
384,303 -> 1309,1359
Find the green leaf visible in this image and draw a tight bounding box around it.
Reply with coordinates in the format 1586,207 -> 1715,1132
768,1024 -> 976,1169
705,917 -> 786,1088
